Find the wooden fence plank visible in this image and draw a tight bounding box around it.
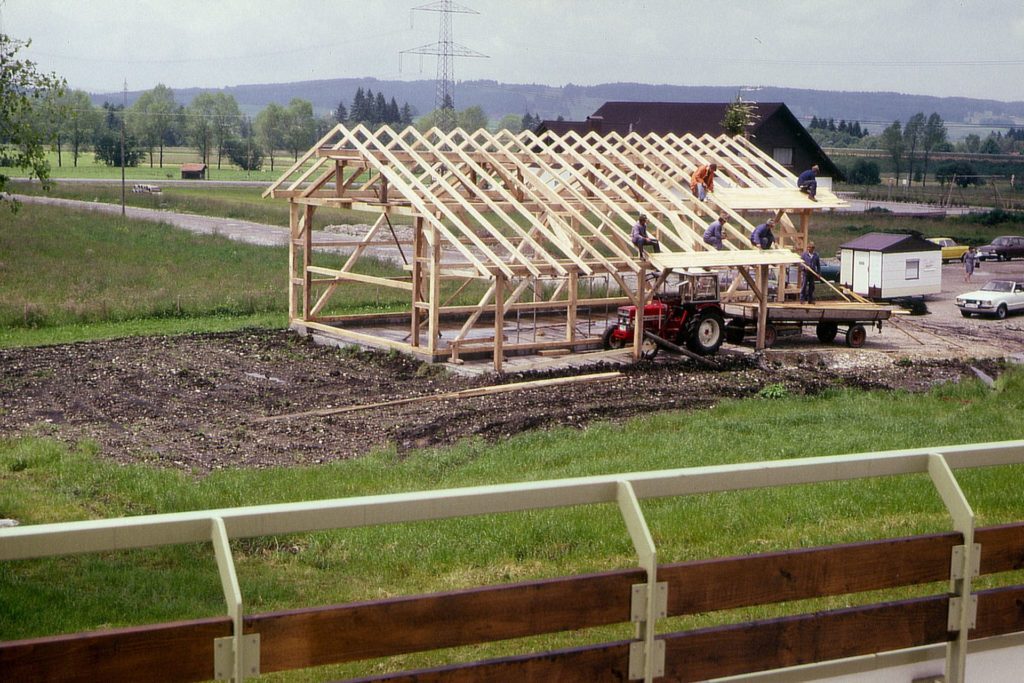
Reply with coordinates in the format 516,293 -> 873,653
974,585 -> 1024,639
344,585 -> 1024,683
340,641 -> 632,683
976,522 -> 1024,574
660,596 -> 951,682
0,617 -> 230,683
249,569 -> 643,673
661,531 -> 961,616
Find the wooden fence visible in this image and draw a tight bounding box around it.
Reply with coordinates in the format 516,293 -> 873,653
3,441 -> 1024,681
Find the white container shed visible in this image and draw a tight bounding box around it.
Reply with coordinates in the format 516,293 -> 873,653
839,232 -> 942,299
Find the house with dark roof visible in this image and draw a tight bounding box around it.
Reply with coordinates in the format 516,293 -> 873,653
538,101 -> 842,180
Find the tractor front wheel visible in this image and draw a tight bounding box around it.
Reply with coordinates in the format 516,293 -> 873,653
602,326 -> 627,350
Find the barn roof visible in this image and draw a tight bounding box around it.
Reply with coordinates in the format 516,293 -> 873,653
539,102 -> 842,179
841,232 -> 942,253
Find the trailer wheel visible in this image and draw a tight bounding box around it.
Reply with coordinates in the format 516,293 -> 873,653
845,324 -> 867,348
686,310 -> 725,355
763,324 -> 778,348
602,326 -> 626,350
815,321 -> 839,343
725,320 -> 746,344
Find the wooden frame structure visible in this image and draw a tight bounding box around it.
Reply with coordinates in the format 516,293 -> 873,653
264,125 -> 846,370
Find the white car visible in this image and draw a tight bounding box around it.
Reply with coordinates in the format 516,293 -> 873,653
956,280 -> 1024,319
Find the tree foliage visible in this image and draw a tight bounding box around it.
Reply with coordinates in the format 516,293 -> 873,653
0,33 -> 66,207
720,95 -> 758,137
128,84 -> 182,168
880,121 -> 905,182
93,130 -> 143,167
846,159 -> 881,185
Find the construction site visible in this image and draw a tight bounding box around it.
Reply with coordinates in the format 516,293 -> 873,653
264,123 -> 891,373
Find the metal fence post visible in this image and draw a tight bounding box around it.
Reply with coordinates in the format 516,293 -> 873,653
617,480 -> 666,682
211,517 -> 259,682
927,453 -> 978,683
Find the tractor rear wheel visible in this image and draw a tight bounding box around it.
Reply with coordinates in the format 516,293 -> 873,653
686,310 -> 725,355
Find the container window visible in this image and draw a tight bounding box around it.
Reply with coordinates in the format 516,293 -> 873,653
905,259 -> 920,280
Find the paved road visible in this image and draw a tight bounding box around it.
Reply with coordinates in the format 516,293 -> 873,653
12,193 -> 297,247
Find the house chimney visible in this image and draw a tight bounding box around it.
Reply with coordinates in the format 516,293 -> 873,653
586,116 -> 604,134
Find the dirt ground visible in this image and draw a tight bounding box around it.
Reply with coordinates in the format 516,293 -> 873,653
0,324 -> 1014,474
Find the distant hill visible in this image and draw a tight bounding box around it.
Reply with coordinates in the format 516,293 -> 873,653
92,78 -> 1024,133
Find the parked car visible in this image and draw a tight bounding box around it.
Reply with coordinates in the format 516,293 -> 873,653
955,280 -> 1024,319
977,236 -> 1024,261
927,237 -> 970,263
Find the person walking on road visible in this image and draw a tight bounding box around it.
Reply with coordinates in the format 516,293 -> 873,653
800,241 -> 821,304
964,246 -> 977,283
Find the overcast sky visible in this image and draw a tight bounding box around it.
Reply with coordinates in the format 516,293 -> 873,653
3,0 -> 1024,102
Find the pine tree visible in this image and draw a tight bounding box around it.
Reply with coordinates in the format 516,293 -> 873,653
400,103 -> 414,126
350,88 -> 366,124
335,101 -> 348,124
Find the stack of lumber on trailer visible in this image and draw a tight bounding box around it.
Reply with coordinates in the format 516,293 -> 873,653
263,124 -> 850,370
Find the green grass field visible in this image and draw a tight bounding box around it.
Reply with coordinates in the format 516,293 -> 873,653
2,372 -> 1023,678
0,203 -> 418,346
1,147 -> 294,182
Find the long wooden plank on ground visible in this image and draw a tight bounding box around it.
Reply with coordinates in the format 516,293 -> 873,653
255,372 -> 622,422
0,618 -> 231,683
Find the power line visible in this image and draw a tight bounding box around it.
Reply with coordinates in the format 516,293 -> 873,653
401,0 -> 486,130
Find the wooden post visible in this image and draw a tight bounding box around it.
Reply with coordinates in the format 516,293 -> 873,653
410,216 -> 424,347
494,271 -> 504,373
756,265 -> 769,351
303,205 -> 315,320
567,270 -> 578,343
334,161 -> 345,198
633,267 -> 645,361
427,224 -> 441,356
288,202 -> 300,321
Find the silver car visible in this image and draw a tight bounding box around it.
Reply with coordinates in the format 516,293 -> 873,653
956,280 -> 1024,319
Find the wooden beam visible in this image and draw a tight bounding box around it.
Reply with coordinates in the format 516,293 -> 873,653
255,372 -> 622,423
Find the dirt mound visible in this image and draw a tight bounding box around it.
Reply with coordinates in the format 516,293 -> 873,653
0,330 -> 984,473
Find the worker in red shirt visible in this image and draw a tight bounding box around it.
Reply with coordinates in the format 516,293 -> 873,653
690,163 -> 717,201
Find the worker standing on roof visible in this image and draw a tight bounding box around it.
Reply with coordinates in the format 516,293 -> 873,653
800,241 -> 821,304
631,214 -> 660,258
702,214 -> 728,250
690,163 -> 717,201
797,165 -> 819,201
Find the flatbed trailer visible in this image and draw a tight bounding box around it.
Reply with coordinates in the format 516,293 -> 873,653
722,301 -> 895,348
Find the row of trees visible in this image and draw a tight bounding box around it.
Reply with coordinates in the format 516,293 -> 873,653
878,113 -> 949,185
809,117 -> 869,138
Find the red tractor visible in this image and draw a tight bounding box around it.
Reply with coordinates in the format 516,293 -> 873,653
602,273 -> 725,358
